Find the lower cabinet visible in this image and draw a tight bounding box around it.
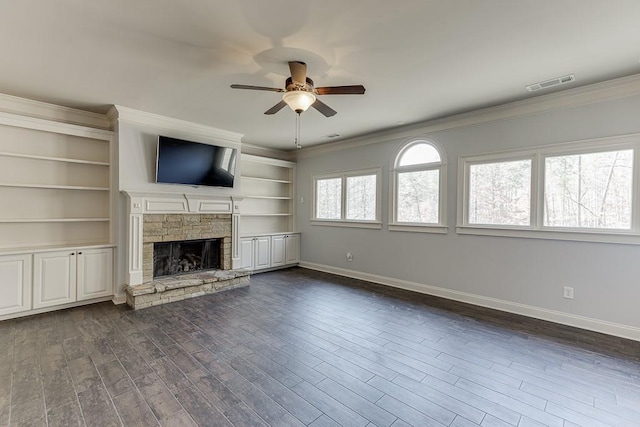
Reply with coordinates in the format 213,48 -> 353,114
0,254 -> 32,316
33,247 -> 113,309
77,248 -> 114,301
33,250 -> 77,309
271,234 -> 300,267
240,236 -> 271,270
240,234 -> 300,271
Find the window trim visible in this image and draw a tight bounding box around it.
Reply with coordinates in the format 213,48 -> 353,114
457,133 -> 640,244
389,139 -> 448,233
311,168 -> 382,229
460,152 -> 537,229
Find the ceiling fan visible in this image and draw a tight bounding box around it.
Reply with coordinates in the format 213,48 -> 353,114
230,61 -> 365,117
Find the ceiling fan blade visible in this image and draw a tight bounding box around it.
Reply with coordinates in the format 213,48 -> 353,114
316,85 -> 366,95
230,84 -> 284,92
264,100 -> 287,115
312,99 -> 337,117
289,61 -> 307,84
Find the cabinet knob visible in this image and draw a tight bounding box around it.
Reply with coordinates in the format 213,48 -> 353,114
78,252 -> 83,255
70,253 -> 75,255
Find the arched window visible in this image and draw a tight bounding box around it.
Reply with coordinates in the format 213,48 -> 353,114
391,140 -> 446,231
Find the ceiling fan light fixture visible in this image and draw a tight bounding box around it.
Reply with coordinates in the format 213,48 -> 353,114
282,90 -> 316,114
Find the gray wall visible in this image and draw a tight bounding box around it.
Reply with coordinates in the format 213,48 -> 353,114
295,95 -> 640,335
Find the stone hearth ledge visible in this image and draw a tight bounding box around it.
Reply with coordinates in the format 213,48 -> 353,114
124,269 -> 251,309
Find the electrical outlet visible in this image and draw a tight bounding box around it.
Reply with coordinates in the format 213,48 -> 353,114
346,252 -> 353,262
563,286 -> 574,299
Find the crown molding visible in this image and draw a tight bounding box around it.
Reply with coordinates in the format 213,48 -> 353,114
296,73 -> 640,159
241,153 -> 296,168
240,142 -> 294,161
0,93 -> 111,130
109,105 -> 243,145
0,111 -> 112,140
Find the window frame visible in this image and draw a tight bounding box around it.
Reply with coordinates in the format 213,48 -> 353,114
457,134 -> 640,244
461,152 -> 538,229
312,168 -> 382,229
389,139 -> 447,233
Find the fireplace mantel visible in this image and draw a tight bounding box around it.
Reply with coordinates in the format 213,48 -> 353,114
123,191 -> 243,286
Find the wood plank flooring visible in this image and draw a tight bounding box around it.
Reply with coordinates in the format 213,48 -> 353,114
1,267 -> 639,426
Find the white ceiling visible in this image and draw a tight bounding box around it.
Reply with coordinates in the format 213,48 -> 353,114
1,0 -> 640,150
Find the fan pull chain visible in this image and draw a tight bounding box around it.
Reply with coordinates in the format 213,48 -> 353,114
295,112 -> 302,149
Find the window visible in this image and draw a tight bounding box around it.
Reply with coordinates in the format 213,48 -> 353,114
544,150 -> 633,229
458,135 -> 640,244
315,177 -> 342,219
313,169 -> 381,228
390,140 -> 446,232
346,174 -> 377,220
468,158 -> 532,226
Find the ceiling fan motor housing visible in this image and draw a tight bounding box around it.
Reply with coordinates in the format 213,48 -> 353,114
285,77 -> 315,93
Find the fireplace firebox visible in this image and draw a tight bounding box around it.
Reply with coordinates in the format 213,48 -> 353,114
153,238 -> 221,278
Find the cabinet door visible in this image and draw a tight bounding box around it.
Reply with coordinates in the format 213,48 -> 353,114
254,236 -> 271,270
270,235 -> 286,267
239,238 -> 255,270
33,250 -> 76,309
77,248 -> 113,301
285,234 -> 300,264
0,254 -> 32,316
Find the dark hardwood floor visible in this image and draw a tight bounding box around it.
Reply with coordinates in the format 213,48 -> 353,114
1,267 -> 639,426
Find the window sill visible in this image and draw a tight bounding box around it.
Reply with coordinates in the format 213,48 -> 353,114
388,224 -> 448,234
311,220 -> 382,230
456,225 -> 640,245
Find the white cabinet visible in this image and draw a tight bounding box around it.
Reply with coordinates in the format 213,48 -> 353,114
240,237 -> 271,271
271,235 -> 286,267
33,247 -> 113,309
285,234 -> 300,264
271,234 -> 300,267
33,250 -> 77,309
241,233 -> 300,271
239,238 -> 254,270
77,248 -> 113,301
0,254 -> 32,316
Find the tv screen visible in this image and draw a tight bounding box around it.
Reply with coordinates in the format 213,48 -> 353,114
156,136 -> 237,188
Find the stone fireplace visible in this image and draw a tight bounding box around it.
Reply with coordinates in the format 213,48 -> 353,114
142,213 -> 232,283
153,238 -> 222,278
122,192 -> 249,309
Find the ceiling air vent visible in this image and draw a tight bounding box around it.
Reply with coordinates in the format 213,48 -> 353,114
526,74 -> 575,92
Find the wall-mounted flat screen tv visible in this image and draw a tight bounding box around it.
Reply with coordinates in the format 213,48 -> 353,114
155,136 -> 237,188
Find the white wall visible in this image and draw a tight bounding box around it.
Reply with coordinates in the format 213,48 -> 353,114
114,111 -> 244,296
117,121 -> 242,196
295,92 -> 640,340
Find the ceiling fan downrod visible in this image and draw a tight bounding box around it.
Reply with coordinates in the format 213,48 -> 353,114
295,112 -> 302,149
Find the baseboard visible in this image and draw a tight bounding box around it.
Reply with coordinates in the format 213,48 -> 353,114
0,296 -> 115,322
112,294 -> 127,305
299,261 -> 640,342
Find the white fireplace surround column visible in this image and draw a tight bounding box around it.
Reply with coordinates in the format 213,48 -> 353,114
124,191 -> 242,286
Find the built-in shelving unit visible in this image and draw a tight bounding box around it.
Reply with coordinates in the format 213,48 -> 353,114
0,119 -> 113,251
0,100 -> 115,320
240,154 -> 296,236
238,154 -> 299,271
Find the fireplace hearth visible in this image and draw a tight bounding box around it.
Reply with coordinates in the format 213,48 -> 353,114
153,238 -> 221,278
